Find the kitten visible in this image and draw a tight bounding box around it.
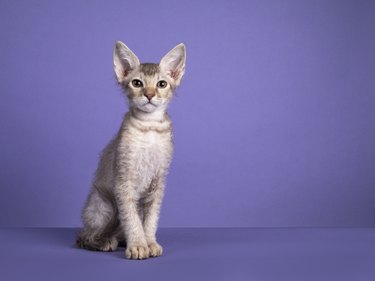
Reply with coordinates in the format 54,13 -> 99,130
77,41 -> 186,260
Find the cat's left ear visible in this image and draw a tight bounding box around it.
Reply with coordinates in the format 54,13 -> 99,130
160,43 -> 186,86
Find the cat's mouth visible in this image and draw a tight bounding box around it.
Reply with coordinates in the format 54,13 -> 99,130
137,100 -> 158,112
143,100 -> 158,107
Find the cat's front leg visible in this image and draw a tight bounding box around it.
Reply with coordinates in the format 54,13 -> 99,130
142,177 -> 165,257
114,180 -> 149,260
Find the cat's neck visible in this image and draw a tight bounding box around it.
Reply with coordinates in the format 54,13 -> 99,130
129,106 -> 168,123
125,106 -> 172,133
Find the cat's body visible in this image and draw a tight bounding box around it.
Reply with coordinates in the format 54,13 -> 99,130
77,42 -> 186,260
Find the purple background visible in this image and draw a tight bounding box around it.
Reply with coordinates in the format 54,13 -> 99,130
0,0 -> 374,227
2,228 -> 375,281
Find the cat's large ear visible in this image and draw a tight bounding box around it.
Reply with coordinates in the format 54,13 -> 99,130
113,41 -> 140,83
159,43 -> 186,86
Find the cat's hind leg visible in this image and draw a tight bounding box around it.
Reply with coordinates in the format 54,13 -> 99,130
77,232 -> 118,252
77,186 -> 119,252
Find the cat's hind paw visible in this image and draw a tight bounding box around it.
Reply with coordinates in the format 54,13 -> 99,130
100,238 -> 118,252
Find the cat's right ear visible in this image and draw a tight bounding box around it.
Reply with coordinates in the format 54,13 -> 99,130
113,41 -> 140,83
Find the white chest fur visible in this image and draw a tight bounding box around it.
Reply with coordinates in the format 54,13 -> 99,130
119,123 -> 173,196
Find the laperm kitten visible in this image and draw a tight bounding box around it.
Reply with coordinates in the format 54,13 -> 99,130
77,41 -> 186,260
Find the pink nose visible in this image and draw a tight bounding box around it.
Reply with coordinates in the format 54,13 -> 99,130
145,93 -> 155,100
144,90 -> 155,101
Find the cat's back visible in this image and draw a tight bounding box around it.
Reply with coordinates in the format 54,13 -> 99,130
94,133 -> 120,187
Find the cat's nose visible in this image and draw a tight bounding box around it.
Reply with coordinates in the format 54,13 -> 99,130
144,88 -> 155,101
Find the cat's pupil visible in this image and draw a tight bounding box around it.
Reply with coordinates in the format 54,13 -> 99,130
132,79 -> 143,88
157,80 -> 167,88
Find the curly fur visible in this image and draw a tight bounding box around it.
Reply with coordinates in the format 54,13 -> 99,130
77,41 -> 186,260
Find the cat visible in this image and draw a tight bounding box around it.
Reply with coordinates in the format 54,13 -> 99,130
76,41 -> 186,260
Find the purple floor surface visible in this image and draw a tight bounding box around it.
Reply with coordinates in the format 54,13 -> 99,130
0,228 -> 374,281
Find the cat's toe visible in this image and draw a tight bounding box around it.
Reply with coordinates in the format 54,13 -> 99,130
148,242 -> 163,257
125,245 -> 149,260
101,238 -> 118,252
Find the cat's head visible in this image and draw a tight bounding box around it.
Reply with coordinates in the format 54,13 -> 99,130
113,41 -> 186,114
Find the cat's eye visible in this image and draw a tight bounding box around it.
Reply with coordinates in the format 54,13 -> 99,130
131,79 -> 143,88
157,80 -> 168,88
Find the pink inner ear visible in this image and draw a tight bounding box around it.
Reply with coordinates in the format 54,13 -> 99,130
170,70 -> 180,80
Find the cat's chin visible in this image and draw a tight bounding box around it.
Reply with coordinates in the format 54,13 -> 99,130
138,103 -> 158,113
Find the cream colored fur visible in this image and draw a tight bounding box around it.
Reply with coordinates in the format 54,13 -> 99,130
77,41 -> 186,260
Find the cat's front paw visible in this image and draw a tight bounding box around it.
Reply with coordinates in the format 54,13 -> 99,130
125,244 -> 150,260
148,242 -> 163,257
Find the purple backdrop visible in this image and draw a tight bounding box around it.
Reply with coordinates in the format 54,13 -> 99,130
0,0 -> 374,227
